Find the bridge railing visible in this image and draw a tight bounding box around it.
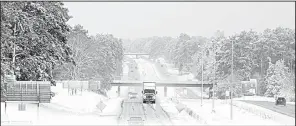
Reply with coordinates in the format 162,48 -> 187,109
111,80 -> 214,87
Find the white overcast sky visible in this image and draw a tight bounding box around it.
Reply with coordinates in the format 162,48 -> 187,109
64,2 -> 295,40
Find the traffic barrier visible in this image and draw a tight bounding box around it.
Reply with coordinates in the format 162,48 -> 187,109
118,99 -> 125,120
170,98 -> 208,124
159,104 -> 173,123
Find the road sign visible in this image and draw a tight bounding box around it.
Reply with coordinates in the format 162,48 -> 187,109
225,91 -> 230,97
96,100 -> 106,112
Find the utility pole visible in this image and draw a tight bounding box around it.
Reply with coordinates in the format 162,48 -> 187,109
212,41 -> 216,113
201,47 -> 204,107
12,22 -> 17,75
230,38 -> 234,120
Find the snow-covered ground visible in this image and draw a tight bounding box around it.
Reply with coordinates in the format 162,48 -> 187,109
46,89 -> 107,113
160,99 -> 201,125
153,57 -> 295,125
234,96 -> 276,102
1,58 -> 130,125
176,99 -> 286,125
1,84 -> 123,125
234,96 -> 295,105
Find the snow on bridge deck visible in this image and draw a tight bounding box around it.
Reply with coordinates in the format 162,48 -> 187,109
124,53 -> 149,55
111,80 -> 214,87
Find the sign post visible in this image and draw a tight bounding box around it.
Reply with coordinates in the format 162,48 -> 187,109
212,85 -> 216,113
225,91 -> 230,99
201,47 -> 204,107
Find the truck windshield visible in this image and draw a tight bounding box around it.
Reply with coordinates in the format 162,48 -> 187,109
144,89 -> 155,93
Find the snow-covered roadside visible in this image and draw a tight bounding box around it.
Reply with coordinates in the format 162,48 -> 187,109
154,58 -> 293,125
1,60 -> 130,125
174,83 -> 294,125
159,98 -> 202,125
175,99 -> 283,125
219,99 -> 295,125
1,88 -> 123,125
36,110 -> 118,125
43,88 -> 108,113
1,99 -> 121,125
178,87 -> 294,125
234,96 -> 295,105
234,96 -> 275,102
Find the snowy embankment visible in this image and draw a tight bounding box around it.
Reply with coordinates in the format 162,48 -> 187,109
173,83 -> 294,125
44,88 -> 106,114
159,98 -> 202,125
175,99 -> 285,125
1,65 -> 127,125
44,83 -> 119,113
38,86 -> 123,125
1,86 -> 123,125
44,84 -> 122,115
219,100 -> 295,125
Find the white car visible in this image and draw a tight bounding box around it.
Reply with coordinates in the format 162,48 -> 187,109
129,92 -> 138,99
128,87 -> 138,99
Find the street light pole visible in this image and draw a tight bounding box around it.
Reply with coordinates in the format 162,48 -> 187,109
212,41 -> 216,113
201,47 -> 204,107
230,38 -> 234,120
12,21 -> 18,76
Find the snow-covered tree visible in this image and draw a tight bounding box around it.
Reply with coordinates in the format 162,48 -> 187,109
53,26 -> 124,91
265,59 -> 294,101
1,2 -> 73,83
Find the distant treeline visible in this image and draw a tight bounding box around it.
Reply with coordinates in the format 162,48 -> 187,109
123,28 -> 295,101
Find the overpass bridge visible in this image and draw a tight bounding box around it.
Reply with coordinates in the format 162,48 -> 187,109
111,80 -> 215,97
124,53 -> 149,58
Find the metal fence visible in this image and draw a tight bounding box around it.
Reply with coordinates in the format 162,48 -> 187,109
4,81 -> 51,103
